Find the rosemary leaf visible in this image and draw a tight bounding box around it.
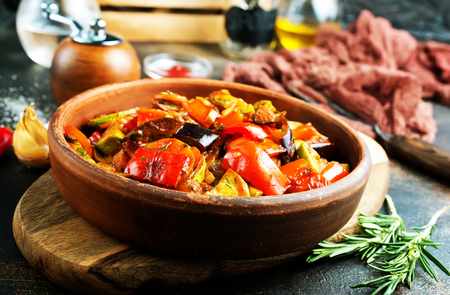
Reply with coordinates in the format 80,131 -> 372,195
418,251 -> 439,281
422,247 -> 450,276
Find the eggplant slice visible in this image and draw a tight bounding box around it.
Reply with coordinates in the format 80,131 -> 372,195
124,117 -> 184,143
274,113 -> 296,165
124,117 -> 219,153
309,142 -> 336,159
174,122 -> 220,152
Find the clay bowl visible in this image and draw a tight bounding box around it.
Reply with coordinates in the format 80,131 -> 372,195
48,78 -> 371,260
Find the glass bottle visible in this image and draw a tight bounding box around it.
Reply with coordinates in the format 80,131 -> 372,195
16,0 -> 101,68
220,0 -> 279,60
275,0 -> 342,50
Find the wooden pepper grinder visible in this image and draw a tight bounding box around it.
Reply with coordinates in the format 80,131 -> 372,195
43,2 -> 141,105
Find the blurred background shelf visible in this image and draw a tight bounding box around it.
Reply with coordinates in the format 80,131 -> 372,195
97,0 -> 229,43
94,0 -> 450,43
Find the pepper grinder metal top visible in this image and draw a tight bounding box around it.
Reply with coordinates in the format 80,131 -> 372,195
41,1 -> 121,46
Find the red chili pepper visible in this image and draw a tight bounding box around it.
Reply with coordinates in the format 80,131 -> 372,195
0,126 -> 13,156
221,123 -> 268,142
280,159 -> 329,193
88,131 -> 102,145
221,139 -> 290,195
124,138 -> 195,188
64,125 -> 93,158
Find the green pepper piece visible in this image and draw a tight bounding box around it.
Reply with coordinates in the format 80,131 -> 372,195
296,141 -> 321,172
87,108 -> 137,127
95,125 -> 125,156
93,147 -> 114,164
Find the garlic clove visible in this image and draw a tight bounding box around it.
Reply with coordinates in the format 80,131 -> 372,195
13,102 -> 51,169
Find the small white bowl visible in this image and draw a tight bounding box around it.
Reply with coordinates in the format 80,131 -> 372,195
143,53 -> 213,79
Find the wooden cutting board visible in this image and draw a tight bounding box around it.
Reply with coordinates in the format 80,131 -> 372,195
12,133 -> 389,295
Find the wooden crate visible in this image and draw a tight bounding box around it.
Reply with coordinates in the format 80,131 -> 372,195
97,0 -> 231,43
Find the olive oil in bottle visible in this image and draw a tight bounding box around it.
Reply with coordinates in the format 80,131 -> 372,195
276,0 -> 342,50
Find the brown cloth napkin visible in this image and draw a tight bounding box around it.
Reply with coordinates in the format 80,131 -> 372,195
222,10 -> 446,143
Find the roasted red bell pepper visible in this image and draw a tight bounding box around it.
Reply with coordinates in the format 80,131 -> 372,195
280,159 -> 329,193
291,125 -> 322,141
217,107 -> 244,127
64,125 -> 93,158
0,126 -> 13,156
124,138 -> 195,188
221,139 -> 290,195
227,137 -> 285,157
136,108 -> 168,127
185,97 -> 220,128
221,123 -> 268,142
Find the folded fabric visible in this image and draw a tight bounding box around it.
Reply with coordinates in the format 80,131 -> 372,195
222,9 -> 443,143
403,41 -> 450,105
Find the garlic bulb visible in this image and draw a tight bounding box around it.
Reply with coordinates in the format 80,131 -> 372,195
13,103 -> 50,168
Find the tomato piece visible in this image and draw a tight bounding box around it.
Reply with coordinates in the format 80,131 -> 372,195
185,98 -> 220,128
64,125 -> 93,158
136,108 -> 169,127
221,123 -> 268,142
221,140 -> 290,195
124,138 -> 195,188
280,159 -> 329,193
321,161 -> 350,183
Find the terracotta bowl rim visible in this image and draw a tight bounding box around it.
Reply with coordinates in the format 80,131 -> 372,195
49,78 -> 371,214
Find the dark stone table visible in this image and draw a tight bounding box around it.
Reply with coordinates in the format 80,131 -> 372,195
1,16 -> 450,295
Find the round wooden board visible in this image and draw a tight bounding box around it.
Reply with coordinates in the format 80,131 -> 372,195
13,134 -> 389,295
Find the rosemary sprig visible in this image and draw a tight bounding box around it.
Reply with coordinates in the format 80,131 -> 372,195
306,195 -> 404,264
307,195 -> 450,295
